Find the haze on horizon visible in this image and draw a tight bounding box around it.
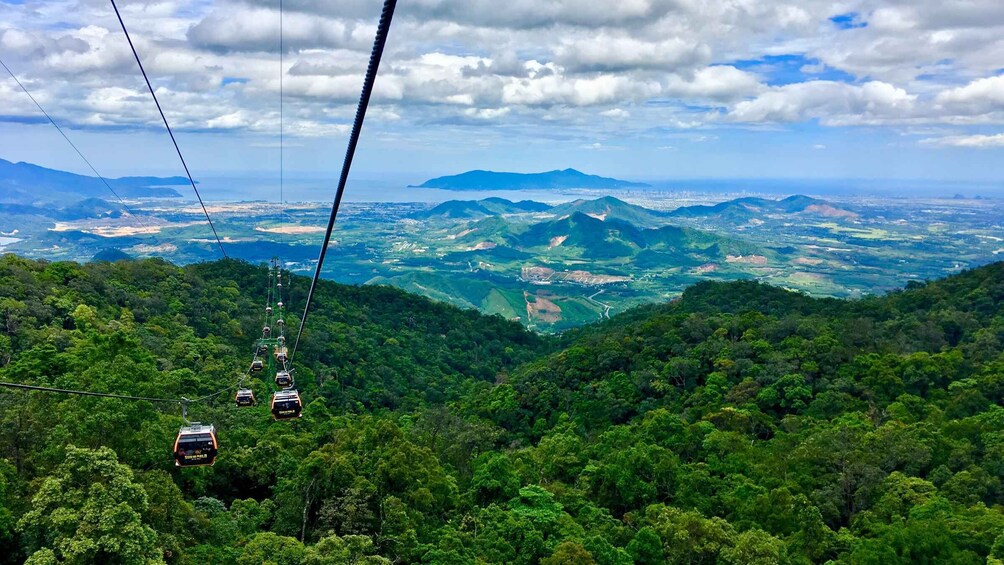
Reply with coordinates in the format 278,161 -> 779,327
1,0 -> 1003,185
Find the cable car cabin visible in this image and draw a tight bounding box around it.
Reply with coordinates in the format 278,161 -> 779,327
235,388 -> 256,407
257,343 -> 269,356
274,346 -> 288,364
276,318 -> 285,327
262,326 -> 271,338
275,370 -> 293,388
173,424 -> 218,467
250,359 -> 264,373
266,306 -> 273,315
271,390 -> 303,420
277,335 -> 286,346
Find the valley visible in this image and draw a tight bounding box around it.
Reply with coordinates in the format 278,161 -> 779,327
3,190 -> 1001,331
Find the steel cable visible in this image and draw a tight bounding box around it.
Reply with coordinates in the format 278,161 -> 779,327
290,0 -> 397,363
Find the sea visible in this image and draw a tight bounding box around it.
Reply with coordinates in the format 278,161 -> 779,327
188,175 -> 1004,205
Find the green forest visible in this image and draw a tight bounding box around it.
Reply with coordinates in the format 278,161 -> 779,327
0,253 -> 1001,564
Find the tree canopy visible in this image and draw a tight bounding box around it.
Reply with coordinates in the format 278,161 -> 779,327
0,254 -> 1001,563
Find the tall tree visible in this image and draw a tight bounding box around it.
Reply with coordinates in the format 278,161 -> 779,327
18,446 -> 162,564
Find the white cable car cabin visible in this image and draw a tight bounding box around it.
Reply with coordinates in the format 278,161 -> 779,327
235,388 -> 256,407
275,370 -> 293,388
274,346 -> 288,364
271,390 -> 303,420
250,359 -> 264,373
173,424 -> 218,467
262,326 -> 271,338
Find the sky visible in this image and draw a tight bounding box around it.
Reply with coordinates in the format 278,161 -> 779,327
1,0 -> 1003,185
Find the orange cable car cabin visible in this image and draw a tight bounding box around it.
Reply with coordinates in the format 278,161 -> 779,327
275,370 -> 293,388
235,388 -> 256,407
173,423 -> 218,467
271,389 -> 302,420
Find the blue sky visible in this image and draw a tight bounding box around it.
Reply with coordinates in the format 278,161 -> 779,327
1,0 -> 1003,185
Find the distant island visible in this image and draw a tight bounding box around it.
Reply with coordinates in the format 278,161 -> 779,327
0,158 -> 185,206
412,168 -> 651,191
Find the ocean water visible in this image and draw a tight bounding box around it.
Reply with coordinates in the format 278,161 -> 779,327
185,175 -> 1003,204
191,176 -> 607,204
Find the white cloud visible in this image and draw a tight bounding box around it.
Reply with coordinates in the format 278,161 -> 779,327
2,0 -> 1004,150
502,73 -> 661,107
663,66 -> 764,102
402,0 -> 666,30
206,111 -> 248,129
936,75 -> 1004,113
920,133 -> 1004,148
582,141 -> 622,151
600,108 -> 630,119
727,81 -> 916,125
187,8 -> 365,53
2,28 -> 40,52
806,1 -> 1004,83
462,107 -> 510,120
556,35 -> 710,72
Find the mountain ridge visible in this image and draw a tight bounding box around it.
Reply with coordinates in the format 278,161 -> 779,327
451,209 -> 760,263
413,168 -> 651,190
550,195 -> 669,227
669,194 -> 857,219
0,158 -> 186,205
412,197 -> 552,219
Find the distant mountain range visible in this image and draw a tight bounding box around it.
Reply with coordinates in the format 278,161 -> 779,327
413,168 -> 651,190
415,195 -> 668,227
0,158 -> 185,205
416,197 -> 551,219
442,209 -> 760,266
415,194 -> 859,227
408,193 -> 869,269
668,194 -> 858,220
2,197 -> 127,221
423,195 -> 765,266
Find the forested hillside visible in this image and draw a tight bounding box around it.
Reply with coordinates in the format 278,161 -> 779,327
0,254 -> 1001,564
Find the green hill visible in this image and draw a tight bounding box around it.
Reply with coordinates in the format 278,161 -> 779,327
92,248 -> 133,262
416,200 -> 495,219
479,197 -> 552,214
515,212 -> 648,258
0,158 -> 184,205
415,196 -> 656,224
669,194 -> 858,221
550,195 -> 669,227
415,198 -> 553,220
0,255 -> 1001,564
452,210 -> 762,263
449,215 -> 524,246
